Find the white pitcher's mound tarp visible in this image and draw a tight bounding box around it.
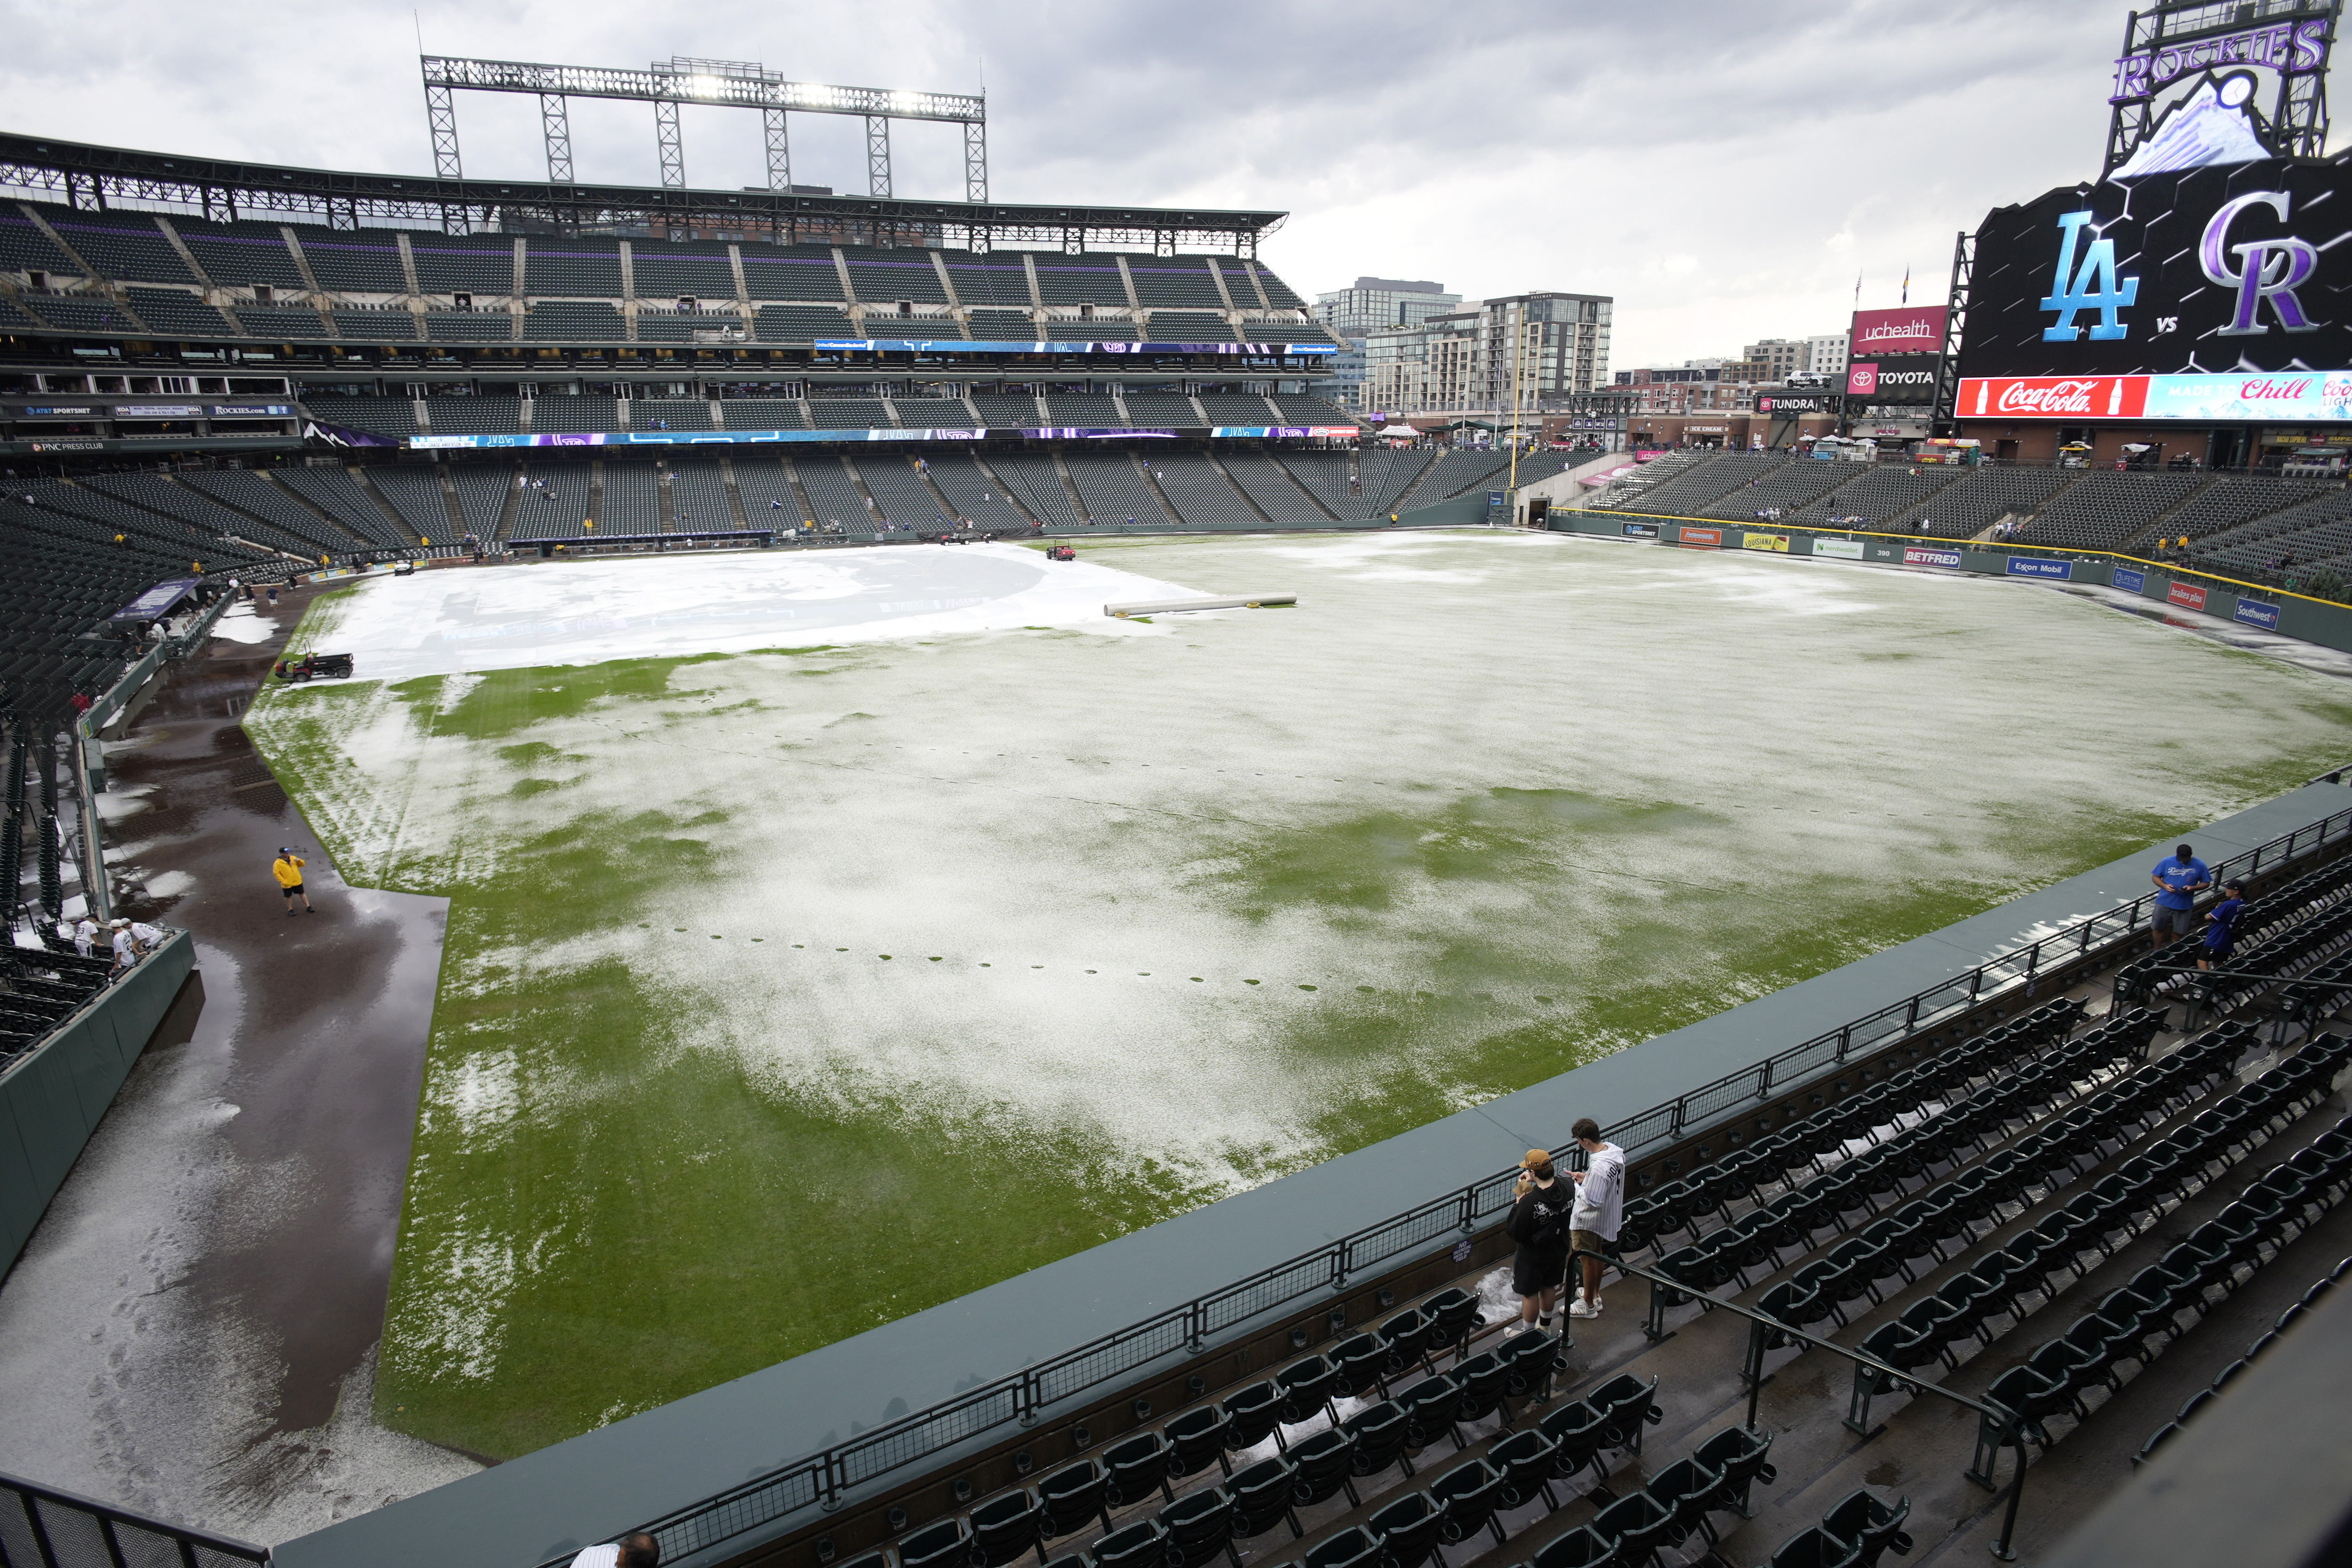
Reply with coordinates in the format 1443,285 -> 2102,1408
317,544 -> 1200,682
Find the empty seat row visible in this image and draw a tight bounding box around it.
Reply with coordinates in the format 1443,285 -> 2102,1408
1973,1089 -> 2352,1478
1617,1001 -> 2096,1256
2132,1255 -> 2348,1467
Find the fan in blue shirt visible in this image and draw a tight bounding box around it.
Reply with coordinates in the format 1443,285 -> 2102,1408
2150,844 -> 2210,946
2200,879 -> 2246,971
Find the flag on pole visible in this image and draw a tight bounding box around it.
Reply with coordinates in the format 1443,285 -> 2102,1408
1901,266 -> 1910,305
1853,271 -> 1862,306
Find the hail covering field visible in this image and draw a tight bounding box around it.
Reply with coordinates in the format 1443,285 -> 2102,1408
245,531 -> 2352,1458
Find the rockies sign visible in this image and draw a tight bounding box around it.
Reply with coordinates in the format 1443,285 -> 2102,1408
1960,155 -> 2352,379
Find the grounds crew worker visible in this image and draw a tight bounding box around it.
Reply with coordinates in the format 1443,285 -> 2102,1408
273,846 -> 315,915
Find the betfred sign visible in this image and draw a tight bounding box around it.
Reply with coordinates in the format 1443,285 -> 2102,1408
1849,307 -> 1947,359
1958,374 -> 2148,418
2169,580 -> 2209,612
1904,545 -> 1963,568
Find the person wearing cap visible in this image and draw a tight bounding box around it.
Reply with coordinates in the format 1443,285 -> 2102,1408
1506,1149 -> 1575,1329
273,847 -> 313,915
2200,878 -> 2246,971
109,919 -> 139,973
2149,843 -> 2210,948
1565,1117 -> 1626,1319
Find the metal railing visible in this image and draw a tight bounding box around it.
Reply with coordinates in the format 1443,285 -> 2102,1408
0,1467 -> 268,1566
1576,1251 -> 2032,1563
575,795 -> 2352,1568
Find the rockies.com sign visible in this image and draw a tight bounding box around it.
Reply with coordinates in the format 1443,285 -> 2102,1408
1960,157 -> 2352,379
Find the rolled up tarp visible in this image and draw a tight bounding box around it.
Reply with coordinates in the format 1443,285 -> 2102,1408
1105,594 -> 1297,617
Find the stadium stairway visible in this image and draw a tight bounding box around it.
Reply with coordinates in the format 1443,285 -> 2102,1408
795,867 -> 2352,1568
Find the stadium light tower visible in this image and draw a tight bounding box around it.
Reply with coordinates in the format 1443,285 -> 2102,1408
418,53 -> 987,218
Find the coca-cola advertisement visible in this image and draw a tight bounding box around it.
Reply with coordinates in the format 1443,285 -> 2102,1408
1960,157 -> 2352,379
1957,375 -> 2150,419
1848,307 -> 1947,360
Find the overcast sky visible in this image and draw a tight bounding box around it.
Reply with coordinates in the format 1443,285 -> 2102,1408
0,1 -> 2282,366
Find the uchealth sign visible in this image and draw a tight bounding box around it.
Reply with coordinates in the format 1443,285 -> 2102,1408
1850,306 -> 1948,359
2169,581 -> 2210,611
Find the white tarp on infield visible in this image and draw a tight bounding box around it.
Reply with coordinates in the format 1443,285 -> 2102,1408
314,543 -> 1202,682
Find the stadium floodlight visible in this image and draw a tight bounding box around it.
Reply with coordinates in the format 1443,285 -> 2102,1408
417,51 -> 988,224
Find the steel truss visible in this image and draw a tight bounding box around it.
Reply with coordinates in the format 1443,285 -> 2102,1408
2103,0 -> 2342,176
539,93 -> 573,185
864,114 -> 891,199
1931,227 -> 1973,434
420,53 -> 986,203
0,132 -> 1283,256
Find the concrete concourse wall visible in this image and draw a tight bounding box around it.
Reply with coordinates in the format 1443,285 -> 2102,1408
0,933 -> 195,1274
1563,507 -> 2352,659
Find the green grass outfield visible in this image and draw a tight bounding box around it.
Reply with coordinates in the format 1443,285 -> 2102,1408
245,532 -> 2352,1458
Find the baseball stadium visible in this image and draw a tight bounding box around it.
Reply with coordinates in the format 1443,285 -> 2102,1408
5,9 -> 2352,1568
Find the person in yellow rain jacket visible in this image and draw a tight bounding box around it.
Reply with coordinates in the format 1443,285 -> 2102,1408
273,847 -> 314,915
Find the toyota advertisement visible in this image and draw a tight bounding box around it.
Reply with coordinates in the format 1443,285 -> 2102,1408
1960,157 -> 2352,380
1846,307 -> 1945,407
1845,360 -> 1939,405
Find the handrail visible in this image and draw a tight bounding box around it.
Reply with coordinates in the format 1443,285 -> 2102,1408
0,1465 -> 268,1564
573,800 -> 2352,1568
1576,1249 -> 2031,1561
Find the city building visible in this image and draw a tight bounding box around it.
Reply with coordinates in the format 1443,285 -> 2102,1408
1364,289 -> 1612,426
1741,338 -> 1807,383
1312,277 -> 1462,411
1804,332 -> 1849,377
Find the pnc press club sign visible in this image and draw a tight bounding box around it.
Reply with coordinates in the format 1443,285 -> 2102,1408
1960,157 -> 2352,390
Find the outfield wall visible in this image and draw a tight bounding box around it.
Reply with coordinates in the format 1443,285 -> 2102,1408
277,783 -> 2352,1568
1560,508 -> 2352,658
0,934 -> 195,1274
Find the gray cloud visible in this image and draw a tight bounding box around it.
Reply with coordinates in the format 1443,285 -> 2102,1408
0,0 -> 2283,365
